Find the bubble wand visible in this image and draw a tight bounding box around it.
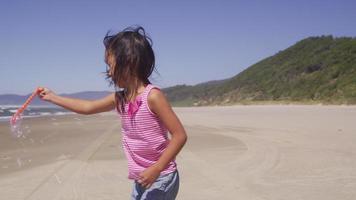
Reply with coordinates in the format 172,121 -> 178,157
10,87 -> 44,126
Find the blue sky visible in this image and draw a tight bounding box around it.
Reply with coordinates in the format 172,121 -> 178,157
1,0 -> 356,95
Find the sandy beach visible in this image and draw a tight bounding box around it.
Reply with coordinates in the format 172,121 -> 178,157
1,105 -> 356,200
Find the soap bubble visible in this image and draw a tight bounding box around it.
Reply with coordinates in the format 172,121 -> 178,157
10,115 -> 24,138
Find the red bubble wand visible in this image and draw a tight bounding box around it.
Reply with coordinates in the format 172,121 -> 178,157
10,87 -> 43,126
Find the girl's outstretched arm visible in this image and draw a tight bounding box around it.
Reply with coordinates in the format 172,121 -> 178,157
39,88 -> 116,115
138,88 -> 187,188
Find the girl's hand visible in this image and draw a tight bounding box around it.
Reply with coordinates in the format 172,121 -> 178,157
138,165 -> 161,189
38,87 -> 56,102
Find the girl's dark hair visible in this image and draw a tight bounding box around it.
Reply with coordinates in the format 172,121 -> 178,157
103,26 -> 155,113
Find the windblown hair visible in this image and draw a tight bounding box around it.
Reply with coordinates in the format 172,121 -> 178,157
103,26 -> 155,113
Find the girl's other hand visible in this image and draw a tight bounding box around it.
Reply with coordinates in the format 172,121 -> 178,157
138,165 -> 161,189
38,87 -> 56,102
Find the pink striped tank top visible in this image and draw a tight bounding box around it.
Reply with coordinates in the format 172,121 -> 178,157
119,84 -> 177,180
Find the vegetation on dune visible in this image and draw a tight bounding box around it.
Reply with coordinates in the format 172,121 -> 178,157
163,36 -> 356,106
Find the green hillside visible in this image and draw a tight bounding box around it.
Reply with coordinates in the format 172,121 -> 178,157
163,36 -> 356,106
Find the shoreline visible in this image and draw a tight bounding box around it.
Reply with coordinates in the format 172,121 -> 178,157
2,103 -> 356,122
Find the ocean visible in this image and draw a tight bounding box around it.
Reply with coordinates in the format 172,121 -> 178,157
0,105 -> 73,122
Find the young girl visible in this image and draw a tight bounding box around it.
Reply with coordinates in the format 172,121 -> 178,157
39,26 -> 187,200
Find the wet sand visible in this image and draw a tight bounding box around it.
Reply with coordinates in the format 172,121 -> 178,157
0,105 -> 356,199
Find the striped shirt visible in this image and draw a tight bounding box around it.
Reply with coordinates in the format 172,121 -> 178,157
119,84 -> 177,180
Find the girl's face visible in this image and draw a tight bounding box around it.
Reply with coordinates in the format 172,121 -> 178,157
106,53 -> 128,88
106,53 -> 115,77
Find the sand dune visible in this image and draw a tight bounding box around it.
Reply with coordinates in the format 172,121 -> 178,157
1,105 -> 356,199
